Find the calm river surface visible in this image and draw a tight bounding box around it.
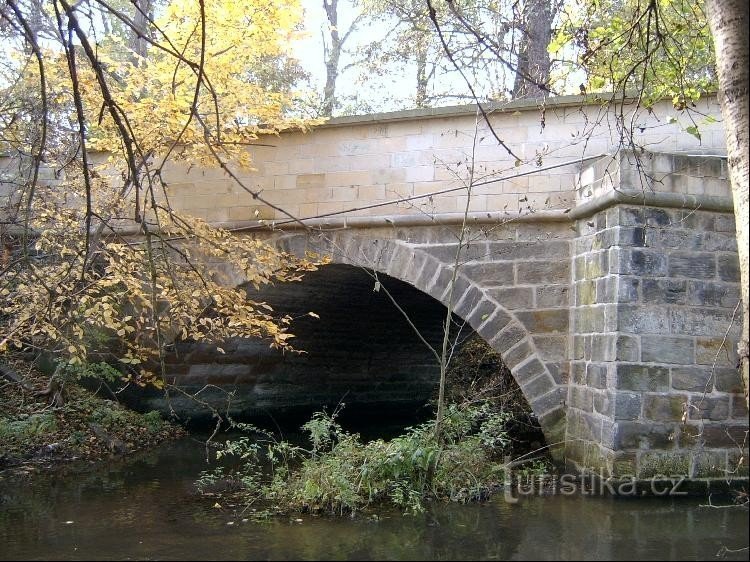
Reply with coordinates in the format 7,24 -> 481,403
1,438 -> 748,561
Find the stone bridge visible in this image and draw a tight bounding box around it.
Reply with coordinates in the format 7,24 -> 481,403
20,95 -> 749,485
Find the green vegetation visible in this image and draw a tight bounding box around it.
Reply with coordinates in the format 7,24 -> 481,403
0,359 -> 183,471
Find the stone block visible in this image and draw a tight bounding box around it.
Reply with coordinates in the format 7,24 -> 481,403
503,339 -> 534,369
687,281 -> 740,308
530,386 -> 566,415
520,371 -> 556,399
459,262 -> 515,286
571,361 -> 587,385
639,451 -> 690,478
422,242 -> 490,264
536,285 -> 571,308
516,357 -> 548,383
618,305 -> 669,334
641,336 -> 695,364
717,254 -> 740,282
611,421 -> 677,449
465,298 -> 498,331
574,306 -> 605,333
669,307 -> 738,337
515,309 -> 569,333
710,368 -> 743,393
545,361 -> 570,384
614,364 -> 670,392
586,363 -> 608,388
612,391 -> 643,421
691,451 -> 729,478
516,260 -> 570,285
641,279 -> 687,305
671,367 -> 713,392
668,253 -> 716,279
616,226 -> 646,247
688,395 -> 730,421
643,394 -> 688,422
576,280 -> 596,306
476,309 -> 512,342
453,285 -> 483,319
701,424 -> 749,447
486,286 -> 534,310
590,334 -> 640,362
614,276 -> 640,303
533,335 -> 568,361
614,249 -> 667,276
489,322 -> 527,354
570,385 -> 593,412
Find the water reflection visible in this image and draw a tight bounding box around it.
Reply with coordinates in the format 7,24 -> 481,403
1,439 -> 747,561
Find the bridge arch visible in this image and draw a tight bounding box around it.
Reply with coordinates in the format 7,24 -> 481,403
272,230 -> 569,451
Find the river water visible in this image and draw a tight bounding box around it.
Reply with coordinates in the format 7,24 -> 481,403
1,438 -> 748,561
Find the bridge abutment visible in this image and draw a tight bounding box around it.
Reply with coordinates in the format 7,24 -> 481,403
566,152 -> 746,485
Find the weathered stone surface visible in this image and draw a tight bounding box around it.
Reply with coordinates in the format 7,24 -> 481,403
485,286 -> 534,309
465,298 -> 497,330
609,391 -> 643,421
570,385 -> 594,412
688,396 -> 730,421
642,279 -> 687,305
586,363 -> 608,388
614,249 -> 668,276
456,262 -> 514,286
717,254 -> 740,282
515,309 -> 569,333
532,335 -> 568,361
692,451 -> 729,478
610,421 -> 677,450
696,338 -> 739,367
476,309 -> 512,341
618,305 -> 670,334
503,339 -> 534,369
516,260 -> 570,284
489,322 -> 527,354
641,336 -> 694,364
590,334 -> 639,362
671,367 -> 713,392
515,357 -> 548,383
668,253 -> 716,279
669,307 -> 738,337
713,368 -> 745,394
536,284 -> 571,308
687,281 -> 740,308
575,306 -> 606,333
614,364 -> 670,392
643,394 -> 688,422
639,452 -> 690,478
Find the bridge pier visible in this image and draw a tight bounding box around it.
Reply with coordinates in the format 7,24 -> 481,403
566,152 -> 746,486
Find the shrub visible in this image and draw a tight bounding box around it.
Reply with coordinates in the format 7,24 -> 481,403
197,401 -> 538,516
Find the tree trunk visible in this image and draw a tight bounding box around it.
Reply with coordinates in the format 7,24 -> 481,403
415,39 -> 429,108
131,0 -> 153,58
512,0 -> 552,99
322,0 -> 341,117
706,0 -> 749,407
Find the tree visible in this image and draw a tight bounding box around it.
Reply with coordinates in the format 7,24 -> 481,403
321,0 -> 367,115
705,0 -> 749,406
427,0 -> 557,101
0,0 -> 319,393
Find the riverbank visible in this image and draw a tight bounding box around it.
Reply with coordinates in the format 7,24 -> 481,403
0,359 -> 185,473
